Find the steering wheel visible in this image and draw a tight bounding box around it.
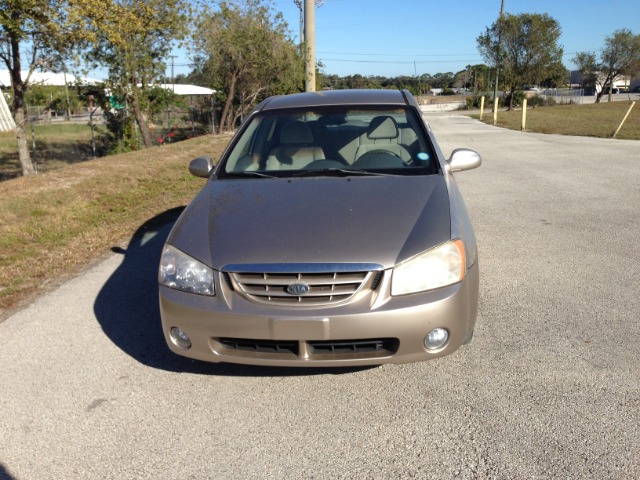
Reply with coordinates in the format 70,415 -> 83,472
362,149 -> 403,159
355,149 -> 411,168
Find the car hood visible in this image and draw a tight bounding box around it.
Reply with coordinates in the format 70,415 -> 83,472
167,175 -> 451,270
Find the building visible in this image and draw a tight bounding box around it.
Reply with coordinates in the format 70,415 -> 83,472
0,70 -> 215,130
0,92 -> 15,132
570,70 -> 637,94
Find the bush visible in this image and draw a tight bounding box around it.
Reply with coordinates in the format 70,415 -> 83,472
463,95 -> 485,109
502,92 -> 558,109
527,94 -> 556,107
502,90 -> 525,108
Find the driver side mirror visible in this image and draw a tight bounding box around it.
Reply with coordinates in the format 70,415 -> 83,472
189,155 -> 214,178
447,148 -> 481,172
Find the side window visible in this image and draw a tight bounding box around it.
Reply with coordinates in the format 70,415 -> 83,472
224,117 -> 262,172
405,111 -> 437,171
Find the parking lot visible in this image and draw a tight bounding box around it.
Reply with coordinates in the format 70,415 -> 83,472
1,115 -> 639,479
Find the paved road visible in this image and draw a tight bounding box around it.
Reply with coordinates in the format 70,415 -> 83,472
1,116 -> 639,479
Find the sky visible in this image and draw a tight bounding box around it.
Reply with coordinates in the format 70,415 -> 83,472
146,0 -> 640,80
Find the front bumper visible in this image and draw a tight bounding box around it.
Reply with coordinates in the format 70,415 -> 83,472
159,262 -> 479,367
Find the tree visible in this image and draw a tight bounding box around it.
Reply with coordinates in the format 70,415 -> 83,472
82,0 -> 189,148
466,64 -> 493,92
193,0 -> 304,133
575,30 -> 640,103
0,0 -> 88,175
477,13 -> 563,109
539,61 -> 569,88
431,72 -> 455,89
572,51 -> 599,93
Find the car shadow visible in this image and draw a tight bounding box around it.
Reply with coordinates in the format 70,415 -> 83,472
93,207 -> 371,377
0,464 -> 16,480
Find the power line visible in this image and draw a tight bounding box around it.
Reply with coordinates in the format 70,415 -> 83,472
318,51 -> 483,57
320,58 -> 482,64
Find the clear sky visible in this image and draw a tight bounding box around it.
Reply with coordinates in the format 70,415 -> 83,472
152,0 -> 640,81
250,0 -> 640,78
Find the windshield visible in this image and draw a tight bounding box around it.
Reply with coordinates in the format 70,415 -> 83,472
219,105 -> 438,177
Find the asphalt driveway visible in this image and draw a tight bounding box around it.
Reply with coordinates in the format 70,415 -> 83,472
1,115 -> 639,479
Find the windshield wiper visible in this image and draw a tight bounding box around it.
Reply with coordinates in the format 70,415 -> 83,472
220,171 -> 277,179
292,168 -> 398,178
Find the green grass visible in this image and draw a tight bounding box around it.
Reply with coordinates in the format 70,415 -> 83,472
0,123 -> 106,180
475,101 -> 640,140
0,133 -> 231,315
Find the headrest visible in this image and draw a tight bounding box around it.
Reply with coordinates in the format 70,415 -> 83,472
280,121 -> 314,145
367,116 -> 399,140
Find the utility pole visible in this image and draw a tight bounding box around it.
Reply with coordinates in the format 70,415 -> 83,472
294,0 -> 304,45
167,56 -> 177,131
169,55 -> 177,93
304,0 -> 316,92
492,0 -> 505,104
63,68 -> 71,121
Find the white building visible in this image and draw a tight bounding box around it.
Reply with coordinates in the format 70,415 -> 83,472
0,70 -> 101,88
0,70 -> 215,131
570,70 -> 635,93
0,92 -> 15,132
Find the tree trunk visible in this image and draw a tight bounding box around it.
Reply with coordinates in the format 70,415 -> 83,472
13,104 -> 34,176
129,88 -> 155,148
218,71 -> 238,134
8,39 -> 35,176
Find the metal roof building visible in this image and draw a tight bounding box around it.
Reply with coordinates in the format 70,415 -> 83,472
0,71 -> 215,131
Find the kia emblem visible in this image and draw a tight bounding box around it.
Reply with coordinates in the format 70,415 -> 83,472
286,283 -> 310,295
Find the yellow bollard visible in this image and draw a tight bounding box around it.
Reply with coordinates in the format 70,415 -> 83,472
521,98 -> 527,131
613,101 -> 636,138
493,97 -> 499,125
480,96 -> 485,120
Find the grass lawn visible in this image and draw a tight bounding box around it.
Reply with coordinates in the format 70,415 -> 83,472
0,123 -> 109,180
0,133 -> 231,316
475,101 -> 640,140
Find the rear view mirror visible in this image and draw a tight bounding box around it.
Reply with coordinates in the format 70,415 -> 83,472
189,156 -> 214,178
447,149 -> 481,172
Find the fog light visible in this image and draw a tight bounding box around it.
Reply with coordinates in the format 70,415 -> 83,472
170,327 -> 192,349
424,328 -> 449,350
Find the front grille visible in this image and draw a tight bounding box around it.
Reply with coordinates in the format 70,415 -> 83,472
219,338 -> 298,355
224,265 -> 383,306
216,337 -> 399,360
309,338 -> 399,355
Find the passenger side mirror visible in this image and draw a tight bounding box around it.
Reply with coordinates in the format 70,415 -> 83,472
189,156 -> 214,178
447,148 -> 481,172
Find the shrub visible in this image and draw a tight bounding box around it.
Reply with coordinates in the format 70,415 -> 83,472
502,90 -> 525,108
463,95 -> 485,109
527,94 -> 556,107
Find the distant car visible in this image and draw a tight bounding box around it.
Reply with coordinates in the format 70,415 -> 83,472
158,89 -> 481,367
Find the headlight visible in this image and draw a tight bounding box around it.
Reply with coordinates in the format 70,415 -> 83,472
159,244 -> 215,296
392,240 -> 465,296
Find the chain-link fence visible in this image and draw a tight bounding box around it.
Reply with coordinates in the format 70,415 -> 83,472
0,102 -> 218,180
541,88 -> 589,104
24,102 -> 217,148
152,104 -> 216,144
26,105 -> 104,124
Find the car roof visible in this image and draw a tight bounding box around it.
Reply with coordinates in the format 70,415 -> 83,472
256,89 -> 413,111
